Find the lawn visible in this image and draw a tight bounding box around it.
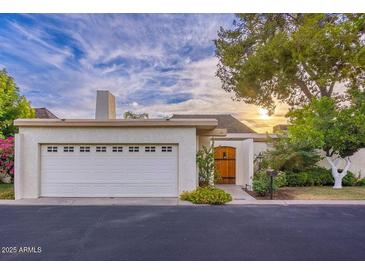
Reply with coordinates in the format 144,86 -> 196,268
249,186 -> 365,200
0,183 -> 14,199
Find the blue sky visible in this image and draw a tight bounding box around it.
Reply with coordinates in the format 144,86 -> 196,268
0,14 -> 287,132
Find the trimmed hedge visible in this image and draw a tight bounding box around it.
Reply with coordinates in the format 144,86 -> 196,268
180,187 -> 232,205
285,167 -> 362,187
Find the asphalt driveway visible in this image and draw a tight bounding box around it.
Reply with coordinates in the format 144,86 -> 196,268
1,205 -> 365,260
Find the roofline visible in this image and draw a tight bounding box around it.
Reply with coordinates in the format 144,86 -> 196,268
14,118 -> 218,130
213,133 -> 277,141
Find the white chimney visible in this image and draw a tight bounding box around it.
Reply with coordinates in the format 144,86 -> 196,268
95,90 -> 116,120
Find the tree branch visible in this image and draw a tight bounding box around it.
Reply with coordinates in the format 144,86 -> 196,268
328,81 -> 336,96
294,78 -> 313,100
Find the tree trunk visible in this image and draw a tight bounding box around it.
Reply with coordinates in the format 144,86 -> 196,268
326,157 -> 351,189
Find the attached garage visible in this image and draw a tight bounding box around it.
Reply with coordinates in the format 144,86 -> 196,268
13,90 -> 224,200
41,144 -> 178,197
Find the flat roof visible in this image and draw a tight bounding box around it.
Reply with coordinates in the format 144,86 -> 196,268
14,118 -> 218,130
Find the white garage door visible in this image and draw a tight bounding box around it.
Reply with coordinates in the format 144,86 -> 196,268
41,144 -> 178,197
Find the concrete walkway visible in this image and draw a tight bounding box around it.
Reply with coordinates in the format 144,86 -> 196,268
0,197 -> 192,206
216,184 -> 256,200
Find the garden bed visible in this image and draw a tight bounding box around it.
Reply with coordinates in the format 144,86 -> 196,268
248,186 -> 365,200
0,183 -> 14,199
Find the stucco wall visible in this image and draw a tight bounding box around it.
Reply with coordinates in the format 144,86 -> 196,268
318,149 -> 365,178
253,142 -> 269,158
15,127 -> 197,199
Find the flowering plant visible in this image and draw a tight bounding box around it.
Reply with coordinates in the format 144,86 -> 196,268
0,137 -> 14,181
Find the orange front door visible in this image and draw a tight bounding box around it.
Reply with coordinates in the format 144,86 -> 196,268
214,146 -> 236,184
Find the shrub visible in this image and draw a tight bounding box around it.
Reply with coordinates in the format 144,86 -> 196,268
357,177 -> 365,186
307,167 -> 334,186
180,187 -> 232,205
0,187 -> 14,199
285,167 -> 334,187
196,145 -> 215,186
252,171 -> 286,196
0,137 -> 14,181
342,171 -> 358,186
255,136 -> 321,172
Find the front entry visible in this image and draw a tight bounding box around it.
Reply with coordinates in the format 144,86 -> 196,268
214,146 -> 236,184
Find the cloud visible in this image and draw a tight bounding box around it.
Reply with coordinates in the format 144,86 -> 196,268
0,14 -> 288,132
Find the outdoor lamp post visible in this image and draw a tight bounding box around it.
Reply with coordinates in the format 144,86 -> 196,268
266,168 -> 278,200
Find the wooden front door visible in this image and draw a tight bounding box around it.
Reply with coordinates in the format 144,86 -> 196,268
214,146 -> 236,184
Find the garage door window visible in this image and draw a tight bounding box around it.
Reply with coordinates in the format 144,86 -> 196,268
112,146 -> 123,152
47,146 -> 58,152
129,146 -> 139,152
96,146 -> 107,152
63,146 -> 74,152
145,146 -> 156,152
162,146 -> 172,152
80,146 -> 90,152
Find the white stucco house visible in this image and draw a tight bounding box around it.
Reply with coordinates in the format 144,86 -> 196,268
13,90 -> 365,199
13,90 -> 270,199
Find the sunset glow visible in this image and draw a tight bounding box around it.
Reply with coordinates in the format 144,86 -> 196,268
258,108 -> 269,119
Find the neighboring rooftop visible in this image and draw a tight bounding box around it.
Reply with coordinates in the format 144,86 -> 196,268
34,108 -> 58,119
171,114 -> 256,133
273,124 -> 289,133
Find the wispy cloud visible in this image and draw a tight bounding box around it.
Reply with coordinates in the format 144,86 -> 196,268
0,14 -> 287,132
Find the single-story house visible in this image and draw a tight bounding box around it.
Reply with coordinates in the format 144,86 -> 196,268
14,90 -> 365,199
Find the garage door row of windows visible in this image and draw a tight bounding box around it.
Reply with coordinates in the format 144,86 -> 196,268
46,145 -> 173,153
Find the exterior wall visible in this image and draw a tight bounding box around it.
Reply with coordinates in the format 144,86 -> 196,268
15,127 -> 197,199
242,139 -> 254,189
318,149 -> 365,178
253,142 -> 269,158
198,136 -> 211,150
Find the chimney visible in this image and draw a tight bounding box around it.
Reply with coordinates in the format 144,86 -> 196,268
95,90 -> 116,120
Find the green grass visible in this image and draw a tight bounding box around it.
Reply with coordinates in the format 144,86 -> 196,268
279,186 -> 365,200
0,183 -> 14,199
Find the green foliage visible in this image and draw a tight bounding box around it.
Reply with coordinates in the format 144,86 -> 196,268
180,187 -> 232,205
196,145 -> 216,186
357,178 -> 365,186
288,96 -> 365,159
123,111 -> 149,119
256,136 -> 321,172
252,171 -> 286,196
283,168 -> 363,187
341,171 -> 359,186
215,14 -> 364,112
0,184 -> 14,199
0,69 -> 34,137
285,167 -> 334,187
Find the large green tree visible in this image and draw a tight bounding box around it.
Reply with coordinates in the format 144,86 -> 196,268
0,69 -> 34,137
215,14 -> 365,113
288,94 -> 365,188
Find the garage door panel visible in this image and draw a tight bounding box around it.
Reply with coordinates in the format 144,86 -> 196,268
41,145 -> 178,197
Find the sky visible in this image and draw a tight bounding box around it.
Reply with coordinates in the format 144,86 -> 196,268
0,14 -> 288,133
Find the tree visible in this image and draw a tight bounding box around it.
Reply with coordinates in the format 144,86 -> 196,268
0,69 -> 34,137
123,111 -> 149,119
288,96 -> 365,188
256,135 -> 321,172
215,14 -> 365,113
